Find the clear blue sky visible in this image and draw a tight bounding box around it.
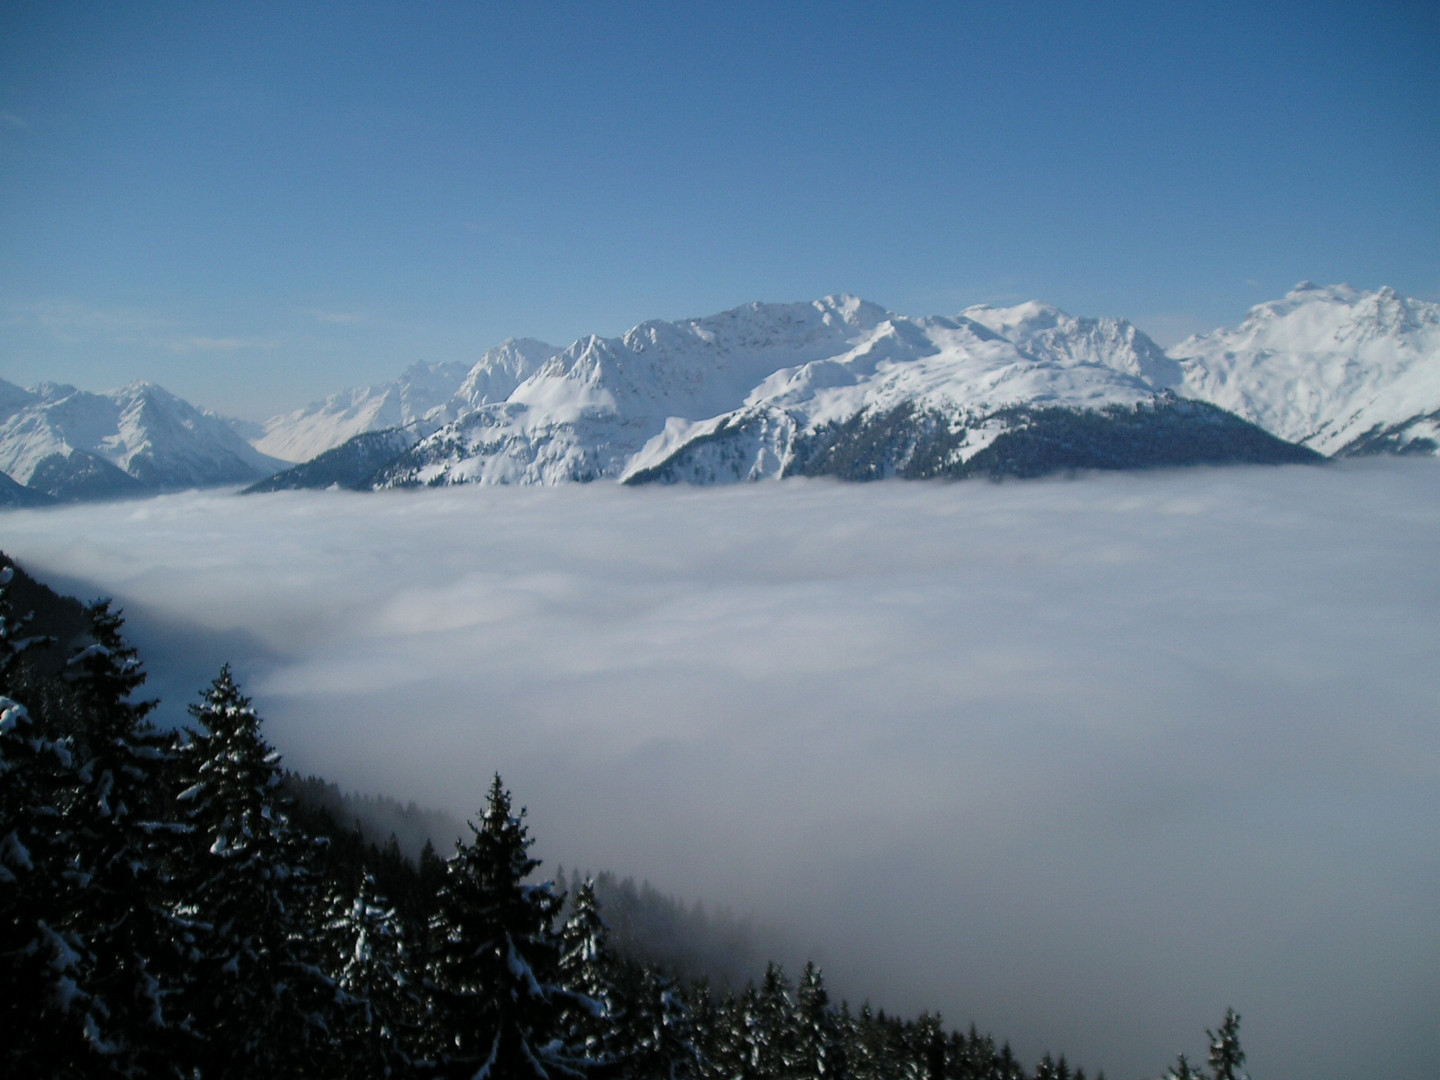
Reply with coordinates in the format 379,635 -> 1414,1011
2,1 -> 1436,420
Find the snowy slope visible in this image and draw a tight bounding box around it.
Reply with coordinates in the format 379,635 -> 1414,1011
0,379 -> 286,499
252,342 -> 564,463
243,427 -> 422,494
446,338 -> 559,416
253,360 -> 472,462
1167,283 -> 1440,456
962,301 -> 1184,386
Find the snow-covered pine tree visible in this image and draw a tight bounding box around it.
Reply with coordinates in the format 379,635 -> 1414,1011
741,961 -> 799,1078
697,988 -> 747,1080
0,564 -> 101,1076
1206,1009 -> 1247,1080
56,599 -> 190,1076
844,1001 -> 886,1080
63,599 -> 153,730
321,869 -> 423,1078
1164,1054 -> 1207,1080
612,960 -> 702,1080
426,773 -> 584,1079
0,693 -> 93,1075
794,960 -> 843,1078
171,665 -> 333,1078
909,1011 -> 948,1080
680,978 -> 725,1080
946,1023 -> 994,1080
559,877 -> 625,1072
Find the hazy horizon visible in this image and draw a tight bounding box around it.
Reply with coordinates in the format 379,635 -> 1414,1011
4,460 -> 1437,1080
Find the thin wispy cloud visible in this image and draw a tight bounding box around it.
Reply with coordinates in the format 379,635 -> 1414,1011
167,335 -> 279,353
3,462 -> 1437,1080
301,308 -> 367,326
1,299 -> 285,367
4,298 -> 175,346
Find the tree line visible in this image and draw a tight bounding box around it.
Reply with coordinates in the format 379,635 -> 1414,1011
0,555 -> 1248,1078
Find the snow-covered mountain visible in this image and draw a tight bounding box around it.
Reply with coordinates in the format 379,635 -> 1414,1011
617,302 -> 1312,485
1168,283 -> 1440,456
336,294 -> 1306,490
962,300 -> 1185,387
0,380 -> 286,500
13,282 -> 1430,502
247,282 -> 1437,492
252,360 -> 473,463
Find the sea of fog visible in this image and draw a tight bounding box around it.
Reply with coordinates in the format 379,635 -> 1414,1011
4,460 -> 1437,1080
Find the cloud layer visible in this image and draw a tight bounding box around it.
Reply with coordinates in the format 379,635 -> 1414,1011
5,461 -> 1438,1080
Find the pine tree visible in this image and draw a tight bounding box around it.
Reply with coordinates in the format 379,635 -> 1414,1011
0,690 -> 92,1076
682,979 -> 724,1080
996,1040 -> 1025,1080
747,961 -> 798,1077
322,869 -> 423,1078
795,960 -> 843,1079
559,877 -> 623,1072
1164,1054 -> 1206,1080
0,567 -> 121,1076
845,1001 -> 888,1080
1206,1009 -> 1247,1080
171,665 -> 333,1078
910,1011 -> 947,1080
426,773 -> 584,1078
948,1023 -> 994,1080
613,960 -> 702,1080
701,989 -> 748,1080
58,599 -> 189,1076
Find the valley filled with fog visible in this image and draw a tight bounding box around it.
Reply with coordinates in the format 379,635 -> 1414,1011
4,460 -> 1437,1080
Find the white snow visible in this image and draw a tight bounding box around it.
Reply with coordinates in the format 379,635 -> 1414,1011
378,296 -> 1171,488
0,380 -> 286,490
277,282 -> 1440,489
1168,282 -> 1440,454
251,360 -> 474,462
9,283 -> 1435,495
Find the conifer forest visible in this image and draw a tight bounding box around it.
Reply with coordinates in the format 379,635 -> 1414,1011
0,553 -> 1249,1079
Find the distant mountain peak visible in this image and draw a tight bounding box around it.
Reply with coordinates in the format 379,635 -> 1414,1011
1171,282 -> 1440,455
0,379 -> 285,501
962,299 -> 1067,329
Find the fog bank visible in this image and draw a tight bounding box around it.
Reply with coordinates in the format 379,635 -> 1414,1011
5,461 -> 1437,1080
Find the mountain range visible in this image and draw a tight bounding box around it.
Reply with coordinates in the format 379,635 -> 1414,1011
3,283 -> 1435,503
0,380 -> 286,504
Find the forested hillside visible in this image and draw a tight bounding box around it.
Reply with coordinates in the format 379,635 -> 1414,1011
0,553 -> 1247,1079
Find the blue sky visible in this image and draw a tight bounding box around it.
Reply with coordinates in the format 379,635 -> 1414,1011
2,1 -> 1436,419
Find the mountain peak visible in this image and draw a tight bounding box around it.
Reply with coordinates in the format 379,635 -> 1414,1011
817,292 -> 882,315
961,300 -> 1069,334
1169,283 -> 1440,455
0,378 -> 281,498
